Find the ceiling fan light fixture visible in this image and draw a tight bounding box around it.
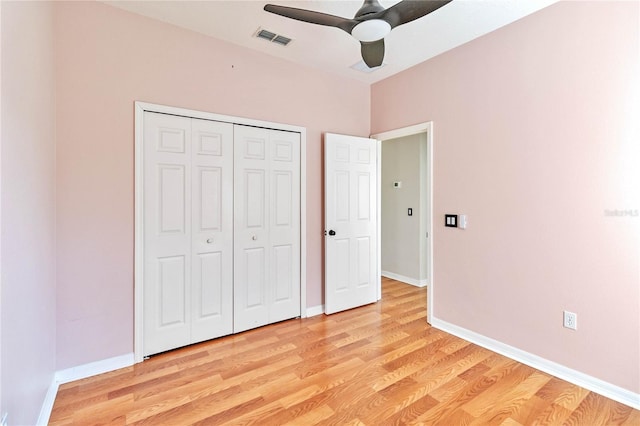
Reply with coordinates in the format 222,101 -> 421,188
351,19 -> 391,42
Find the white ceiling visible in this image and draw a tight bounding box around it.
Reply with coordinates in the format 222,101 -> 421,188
103,0 -> 558,84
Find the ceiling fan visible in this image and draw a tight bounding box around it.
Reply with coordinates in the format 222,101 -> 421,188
264,0 -> 452,68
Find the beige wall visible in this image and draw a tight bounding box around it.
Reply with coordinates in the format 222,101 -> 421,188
54,1 -> 370,370
1,2 -> 57,424
372,1 -> 640,393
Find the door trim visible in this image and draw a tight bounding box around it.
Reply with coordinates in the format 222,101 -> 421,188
134,101 -> 307,363
371,122 -> 434,324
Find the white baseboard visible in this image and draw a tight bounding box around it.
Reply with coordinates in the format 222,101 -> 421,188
39,353 -> 135,425
431,317 -> 640,410
382,271 -> 427,288
55,353 -> 134,385
306,304 -> 324,317
36,379 -> 60,426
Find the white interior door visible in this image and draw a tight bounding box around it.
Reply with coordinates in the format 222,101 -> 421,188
143,112 -> 233,356
234,125 -> 300,332
324,133 -> 378,314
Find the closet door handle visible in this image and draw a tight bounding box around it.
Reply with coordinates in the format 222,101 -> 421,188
252,235 -> 257,241
206,238 -> 214,244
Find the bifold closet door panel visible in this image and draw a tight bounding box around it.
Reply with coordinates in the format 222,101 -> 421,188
234,125 -> 270,333
143,112 -> 193,355
190,118 -> 234,343
233,125 -> 301,333
268,129 -> 301,324
143,112 -> 234,356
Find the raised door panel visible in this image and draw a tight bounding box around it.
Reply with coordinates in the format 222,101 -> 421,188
331,238 -> 350,292
196,251 -> 223,317
158,255 -> 187,326
334,171 -> 350,223
143,112 -> 192,356
245,247 -> 266,308
191,118 -> 233,342
158,165 -> 186,234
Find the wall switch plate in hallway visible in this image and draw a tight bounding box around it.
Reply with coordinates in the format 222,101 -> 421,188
445,214 -> 458,227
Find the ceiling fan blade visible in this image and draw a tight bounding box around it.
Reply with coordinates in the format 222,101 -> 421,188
361,39 -> 385,68
381,0 -> 452,29
264,4 -> 357,33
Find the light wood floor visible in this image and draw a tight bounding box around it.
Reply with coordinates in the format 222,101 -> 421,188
50,278 -> 639,425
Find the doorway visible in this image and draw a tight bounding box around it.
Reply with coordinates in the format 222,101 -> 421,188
372,122 -> 433,323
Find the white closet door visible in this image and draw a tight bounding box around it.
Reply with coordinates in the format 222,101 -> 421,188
190,118 -> 234,343
143,112 -> 193,355
234,125 -> 300,333
143,112 -> 234,356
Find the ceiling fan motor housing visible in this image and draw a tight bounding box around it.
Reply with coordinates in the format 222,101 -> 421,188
355,0 -> 385,19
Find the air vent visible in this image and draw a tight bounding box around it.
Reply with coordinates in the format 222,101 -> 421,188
255,28 -> 292,46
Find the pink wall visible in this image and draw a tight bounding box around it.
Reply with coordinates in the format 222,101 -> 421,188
372,1 -> 639,393
1,2 -> 57,424
54,2 -> 370,369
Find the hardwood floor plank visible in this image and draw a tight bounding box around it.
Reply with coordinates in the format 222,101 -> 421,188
499,418 -> 524,426
49,280 -> 639,425
412,371 -> 499,424
468,370 -> 551,425
530,403 -> 574,425
462,364 -> 539,417
621,408 -> 640,425
281,404 -> 334,425
125,375 -> 221,423
509,395 -> 553,425
564,391 -> 636,425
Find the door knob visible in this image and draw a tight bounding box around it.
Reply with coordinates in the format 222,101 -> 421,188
252,235 -> 257,240
328,230 -> 336,236
206,238 -> 213,244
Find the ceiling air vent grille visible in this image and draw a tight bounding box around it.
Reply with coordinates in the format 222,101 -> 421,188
255,28 -> 292,46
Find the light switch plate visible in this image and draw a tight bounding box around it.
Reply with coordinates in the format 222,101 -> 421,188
445,214 -> 458,227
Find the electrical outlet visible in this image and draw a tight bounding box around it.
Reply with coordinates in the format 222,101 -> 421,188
563,311 -> 577,330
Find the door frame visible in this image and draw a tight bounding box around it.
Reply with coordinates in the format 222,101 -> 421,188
134,101 -> 307,363
371,122 -> 434,324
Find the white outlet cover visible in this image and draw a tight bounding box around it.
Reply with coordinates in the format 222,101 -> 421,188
563,311 -> 577,330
